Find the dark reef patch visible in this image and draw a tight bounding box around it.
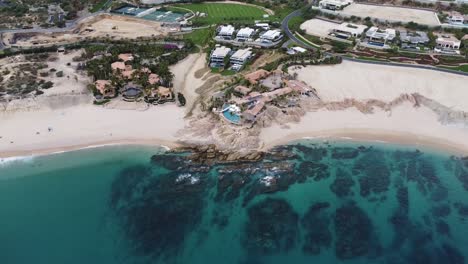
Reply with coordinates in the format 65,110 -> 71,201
435,220 -> 450,237
301,202 -> 332,255
334,202 -> 379,259
243,198 -> 299,255
431,204 -> 451,218
110,166 -> 208,260
331,147 -> 360,160
330,168 -> 355,197
353,151 -> 391,197
296,161 -> 329,182
454,202 -> 468,217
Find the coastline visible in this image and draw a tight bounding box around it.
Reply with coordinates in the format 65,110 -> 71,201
261,128 -> 468,157
0,139 -> 181,160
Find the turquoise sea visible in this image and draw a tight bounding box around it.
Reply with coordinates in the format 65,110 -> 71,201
1,141 -> 467,264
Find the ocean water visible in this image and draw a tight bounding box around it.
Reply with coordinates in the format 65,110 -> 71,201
1,141 -> 467,264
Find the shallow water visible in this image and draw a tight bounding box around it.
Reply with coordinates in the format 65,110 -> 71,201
1,141 -> 467,264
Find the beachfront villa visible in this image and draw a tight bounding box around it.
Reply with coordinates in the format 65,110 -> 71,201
318,0 -> 353,10
434,35 -> 461,54
94,80 -> 116,98
234,85 -> 252,96
210,46 -> 232,68
399,30 -> 429,50
259,30 -> 283,44
217,25 -> 236,40
245,69 -> 270,85
230,48 -> 253,71
329,22 -> 367,40
236,27 -> 255,42
364,26 -> 396,48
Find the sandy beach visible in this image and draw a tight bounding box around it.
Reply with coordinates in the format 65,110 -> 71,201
0,104 -> 186,158
290,61 -> 468,112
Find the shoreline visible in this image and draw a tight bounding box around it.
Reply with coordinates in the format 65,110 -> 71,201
1,129 -> 467,159
0,138 -> 182,160
261,128 -> 468,157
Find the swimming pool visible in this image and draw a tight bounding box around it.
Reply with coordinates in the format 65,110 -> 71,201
221,104 -> 242,124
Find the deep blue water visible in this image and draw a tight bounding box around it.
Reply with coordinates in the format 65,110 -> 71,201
1,141 -> 468,264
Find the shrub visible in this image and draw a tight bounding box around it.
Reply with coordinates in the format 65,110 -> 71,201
178,92 -> 186,106
41,81 -> 54,89
56,71 -> 64,77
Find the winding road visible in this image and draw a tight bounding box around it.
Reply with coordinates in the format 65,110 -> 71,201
280,9 -> 468,77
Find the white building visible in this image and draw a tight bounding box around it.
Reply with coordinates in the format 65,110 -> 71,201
236,27 -> 255,42
447,12 -> 465,25
255,23 -> 270,30
210,46 -> 232,67
435,35 -> 461,54
329,22 -> 367,39
365,26 -> 396,46
230,48 -> 252,69
319,0 -> 353,10
217,25 -> 235,39
259,30 -> 283,43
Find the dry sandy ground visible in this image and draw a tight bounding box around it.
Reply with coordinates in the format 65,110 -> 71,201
170,52 -> 210,113
6,15 -> 165,47
0,104 -> 186,158
260,103 -> 468,155
300,19 -> 339,37
339,4 -> 439,26
290,61 -> 468,112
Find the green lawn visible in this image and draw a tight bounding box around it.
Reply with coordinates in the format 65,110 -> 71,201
183,28 -> 214,46
439,64 -> 468,73
172,3 -> 268,25
90,0 -> 110,13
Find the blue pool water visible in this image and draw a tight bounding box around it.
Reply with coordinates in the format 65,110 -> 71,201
222,110 -> 241,124
1,141 -> 468,264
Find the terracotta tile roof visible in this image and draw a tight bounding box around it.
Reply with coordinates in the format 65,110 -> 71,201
244,69 -> 269,84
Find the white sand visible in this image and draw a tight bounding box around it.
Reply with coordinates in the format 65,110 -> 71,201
170,52 -> 208,112
340,4 -> 439,26
300,19 -> 338,37
291,61 -> 468,112
260,103 -> 468,155
0,104 -> 186,158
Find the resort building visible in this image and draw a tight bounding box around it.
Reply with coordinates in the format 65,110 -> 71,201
447,12 -> 465,25
94,80 -> 115,97
210,46 -> 232,68
230,48 -> 252,70
148,73 -> 160,85
245,69 -> 270,85
259,30 -> 283,44
318,0 -> 353,10
234,85 -> 252,96
262,87 -> 293,102
118,53 -> 134,62
255,23 -> 270,30
236,27 -> 255,42
217,25 -> 236,39
399,30 -> 429,49
157,87 -> 173,101
364,26 -> 396,47
111,61 -> 126,72
435,35 -> 461,54
285,80 -> 312,96
329,22 -> 367,40
243,100 -> 265,122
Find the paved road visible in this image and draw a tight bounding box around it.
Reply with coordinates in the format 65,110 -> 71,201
280,9 -> 468,77
281,9 -> 318,51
